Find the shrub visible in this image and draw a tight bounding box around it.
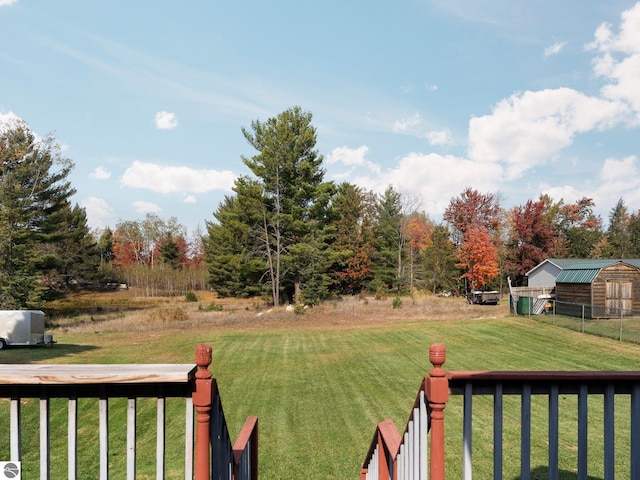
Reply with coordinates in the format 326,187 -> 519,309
392,296 -> 403,309
199,302 -> 223,312
185,291 -> 198,302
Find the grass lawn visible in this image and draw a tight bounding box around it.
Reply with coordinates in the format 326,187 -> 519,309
2,293 -> 640,478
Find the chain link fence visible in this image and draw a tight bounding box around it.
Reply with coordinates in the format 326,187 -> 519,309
513,297 -> 640,344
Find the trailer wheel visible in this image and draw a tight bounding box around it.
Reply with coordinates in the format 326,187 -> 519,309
0,339 -> 6,350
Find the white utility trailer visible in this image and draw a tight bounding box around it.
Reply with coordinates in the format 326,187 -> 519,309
0,310 -> 54,350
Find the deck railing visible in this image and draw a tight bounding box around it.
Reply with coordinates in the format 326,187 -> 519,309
361,343 -> 640,480
0,343 -> 257,480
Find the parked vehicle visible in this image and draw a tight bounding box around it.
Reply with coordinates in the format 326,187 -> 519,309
466,290 -> 500,305
0,310 -> 54,349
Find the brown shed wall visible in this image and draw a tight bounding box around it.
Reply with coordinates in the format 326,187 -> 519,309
591,263 -> 640,311
556,283 -> 592,305
556,262 -> 640,318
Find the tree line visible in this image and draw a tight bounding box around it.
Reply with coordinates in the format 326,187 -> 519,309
203,107 -> 640,306
0,119 -> 206,308
1,110 -> 638,309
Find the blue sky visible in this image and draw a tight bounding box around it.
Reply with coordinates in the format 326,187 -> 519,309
1,0 -> 639,234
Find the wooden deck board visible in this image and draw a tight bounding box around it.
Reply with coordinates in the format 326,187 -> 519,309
0,364 -> 196,384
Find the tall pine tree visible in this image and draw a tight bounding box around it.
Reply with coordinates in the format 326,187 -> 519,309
206,107 -> 334,305
0,121 -> 76,307
240,107 -> 332,305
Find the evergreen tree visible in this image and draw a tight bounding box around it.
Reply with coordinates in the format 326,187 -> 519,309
158,232 -> 181,269
97,227 -> 114,264
371,186 -> 408,292
326,182 -> 375,295
0,121 -> 76,307
607,198 -> 631,258
235,106 -> 333,305
204,190 -> 267,298
37,203 -> 100,289
629,211 -> 640,257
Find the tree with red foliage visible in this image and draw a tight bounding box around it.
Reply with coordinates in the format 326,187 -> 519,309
507,198 -> 555,284
443,187 -> 501,246
457,225 -> 499,291
444,187 -> 502,291
112,224 -> 143,267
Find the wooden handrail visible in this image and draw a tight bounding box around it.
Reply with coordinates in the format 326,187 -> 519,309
360,419 -> 401,480
361,343 -> 640,479
1,343 -> 258,479
233,416 -> 259,480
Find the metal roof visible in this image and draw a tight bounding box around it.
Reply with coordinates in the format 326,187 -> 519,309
527,258 -> 640,277
555,260 -> 640,284
556,268 -> 601,284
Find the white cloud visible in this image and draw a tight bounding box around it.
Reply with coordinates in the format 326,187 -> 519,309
393,113 -> 423,133
539,184 -> 584,207
468,88 -> 628,180
427,128 -> 455,146
587,2 -> 640,124
89,166 -> 112,180
327,145 -> 381,174
183,195 -> 197,204
154,111 -> 178,130
80,196 -> 116,230
133,200 -> 161,214
120,160 -> 236,193
538,155 -> 640,219
0,111 -> 21,132
327,145 -> 368,166
596,155 -> 640,206
0,0 -> 18,6
385,152 -> 502,218
425,83 -> 438,92
600,155 -> 638,184
544,41 -> 566,58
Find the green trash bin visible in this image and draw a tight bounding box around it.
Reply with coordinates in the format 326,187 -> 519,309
517,296 -> 532,315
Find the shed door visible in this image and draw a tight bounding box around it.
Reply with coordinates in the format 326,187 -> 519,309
606,280 -> 632,316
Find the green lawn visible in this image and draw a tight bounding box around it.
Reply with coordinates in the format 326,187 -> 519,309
2,314 -> 640,479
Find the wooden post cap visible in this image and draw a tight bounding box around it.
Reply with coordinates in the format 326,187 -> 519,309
429,343 -> 446,368
195,344 -> 212,379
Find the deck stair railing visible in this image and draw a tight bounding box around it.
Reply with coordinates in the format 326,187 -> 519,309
361,343 -> 640,480
0,343 -> 257,480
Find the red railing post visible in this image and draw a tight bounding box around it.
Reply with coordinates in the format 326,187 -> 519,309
193,344 -> 213,480
425,343 -> 448,480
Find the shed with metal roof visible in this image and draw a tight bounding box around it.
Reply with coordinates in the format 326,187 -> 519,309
525,258 -> 592,288
555,260 -> 640,318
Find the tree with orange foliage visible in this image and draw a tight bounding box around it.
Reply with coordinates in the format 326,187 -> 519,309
405,213 -> 433,291
457,225 -> 499,291
444,187 -> 502,292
